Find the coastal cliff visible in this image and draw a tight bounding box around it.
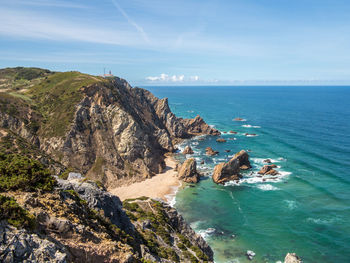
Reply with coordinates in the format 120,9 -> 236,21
0,67 -> 217,262
0,67 -> 219,188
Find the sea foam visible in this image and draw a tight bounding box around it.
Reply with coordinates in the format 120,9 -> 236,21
256,184 -> 279,191
242,124 -> 261,128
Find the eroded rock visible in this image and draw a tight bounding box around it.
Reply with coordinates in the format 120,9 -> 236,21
178,158 -> 200,183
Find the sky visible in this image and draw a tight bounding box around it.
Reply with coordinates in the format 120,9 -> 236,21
1,0 -> 350,86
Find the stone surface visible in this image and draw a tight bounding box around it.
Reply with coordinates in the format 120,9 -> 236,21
182,145 -> 194,155
56,178 -> 133,232
206,147 -> 219,156
178,158 -> 200,183
284,253 -> 303,263
216,138 -> 227,143
0,221 -> 68,263
258,165 -> 279,175
212,150 -> 251,184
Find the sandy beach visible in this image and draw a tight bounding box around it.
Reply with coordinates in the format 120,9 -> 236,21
109,157 -> 181,202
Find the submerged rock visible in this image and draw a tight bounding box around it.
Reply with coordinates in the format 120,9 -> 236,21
178,158 -> 200,183
284,253 -> 303,263
212,150 -> 251,184
229,130 -> 237,134
206,147 -> 219,156
182,145 -> 194,154
246,250 -> 256,260
234,117 -> 245,121
263,159 -> 272,163
258,165 -> 279,175
216,138 -> 227,143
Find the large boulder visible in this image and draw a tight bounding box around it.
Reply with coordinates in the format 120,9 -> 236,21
182,146 -> 194,155
206,147 -> 219,156
0,221 -> 68,263
178,158 -> 200,183
284,253 -> 303,263
258,165 -> 279,175
182,115 -> 221,136
212,150 -> 251,184
234,150 -> 251,170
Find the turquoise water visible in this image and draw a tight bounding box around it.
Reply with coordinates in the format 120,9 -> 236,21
145,86 -> 350,263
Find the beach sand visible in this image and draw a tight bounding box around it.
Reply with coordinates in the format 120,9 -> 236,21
109,157 -> 181,202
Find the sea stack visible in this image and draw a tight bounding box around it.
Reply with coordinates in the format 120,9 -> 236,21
206,147 -> 219,156
212,150 -> 251,184
182,146 -> 194,154
178,158 -> 200,183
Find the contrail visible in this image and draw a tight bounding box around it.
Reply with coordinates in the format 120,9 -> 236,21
111,0 -> 150,43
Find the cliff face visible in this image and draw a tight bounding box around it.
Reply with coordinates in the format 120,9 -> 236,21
0,68 -> 219,188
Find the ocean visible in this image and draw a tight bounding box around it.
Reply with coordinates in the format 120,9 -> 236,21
145,86 -> 350,263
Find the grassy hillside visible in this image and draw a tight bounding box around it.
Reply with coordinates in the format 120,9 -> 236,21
0,67 -> 107,138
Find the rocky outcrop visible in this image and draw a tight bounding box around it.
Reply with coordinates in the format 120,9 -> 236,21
206,147 -> 219,156
258,165 -> 279,175
3,178 -> 214,263
216,138 -> 226,143
0,71 -> 219,189
182,145 -> 194,155
212,150 -> 251,184
178,158 -> 200,183
234,150 -> 251,170
56,178 -> 133,232
284,253 -> 303,263
181,115 -> 220,136
0,221 -> 68,263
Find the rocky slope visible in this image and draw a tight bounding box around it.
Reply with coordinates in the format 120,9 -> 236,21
0,67 -> 219,188
1,177 -> 213,263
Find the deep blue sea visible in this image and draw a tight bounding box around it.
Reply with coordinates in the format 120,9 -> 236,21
145,86 -> 350,263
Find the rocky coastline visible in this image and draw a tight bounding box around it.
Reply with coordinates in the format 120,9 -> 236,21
0,67 -> 302,262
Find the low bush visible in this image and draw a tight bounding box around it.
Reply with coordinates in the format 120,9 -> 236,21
0,195 -> 35,229
0,153 -> 56,192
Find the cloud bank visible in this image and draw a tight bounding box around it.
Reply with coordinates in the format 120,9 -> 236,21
146,74 -> 199,82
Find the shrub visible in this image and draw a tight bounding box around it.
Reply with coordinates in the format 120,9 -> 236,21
0,195 -> 36,229
0,153 -> 56,192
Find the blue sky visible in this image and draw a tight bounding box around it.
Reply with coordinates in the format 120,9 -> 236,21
1,0 -> 350,85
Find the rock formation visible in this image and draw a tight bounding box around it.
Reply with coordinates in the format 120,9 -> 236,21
212,150 -> 251,184
216,138 -> 226,143
258,165 -> 279,175
178,158 -> 200,183
284,253 -> 303,263
182,145 -> 194,154
229,130 -> 237,134
1,177 -> 213,263
206,147 -> 219,156
0,68 -> 219,189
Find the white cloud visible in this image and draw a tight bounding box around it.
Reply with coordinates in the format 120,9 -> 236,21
190,75 -> 199,81
146,74 -> 200,82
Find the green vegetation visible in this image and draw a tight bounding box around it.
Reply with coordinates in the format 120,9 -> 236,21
62,189 -> 135,246
0,195 -> 35,229
183,251 -> 199,263
190,245 -> 210,261
27,71 -> 104,137
0,153 -> 56,192
0,67 -> 53,92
